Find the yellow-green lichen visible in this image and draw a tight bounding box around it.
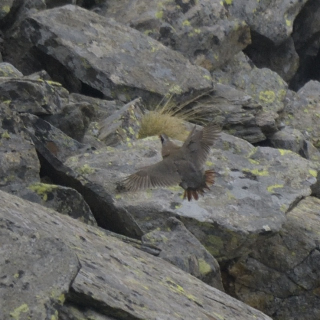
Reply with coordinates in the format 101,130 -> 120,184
2,130 -> 10,139
28,183 -> 58,202
259,90 -> 276,103
182,20 -> 191,26
2,5 -> 10,14
309,169 -> 317,178
206,161 -> 213,166
155,10 -> 163,19
50,311 -> 59,320
78,164 -> 95,175
203,75 -> 211,81
249,158 -> 260,165
243,168 -> 269,176
10,304 -> 29,319
198,258 -> 212,275
224,0 -> 233,4
267,184 -> 284,193
278,149 -> 292,156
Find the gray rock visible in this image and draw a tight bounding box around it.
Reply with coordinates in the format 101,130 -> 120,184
27,182 -> 97,226
0,102 -> 40,198
245,37 -> 299,82
0,77 -> 68,115
142,217 -> 224,291
21,113 -> 142,237
9,5 -> 213,105
281,81 -> 320,149
64,130 -> 317,261
228,196 -> 320,320
0,189 -> 273,320
212,52 -> 288,138
0,225 -> 80,320
291,0 -> 320,90
0,62 -> 23,77
98,98 -> 143,146
226,0 -> 308,45
99,0 -> 251,71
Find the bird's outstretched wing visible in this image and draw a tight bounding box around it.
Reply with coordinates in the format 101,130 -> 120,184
123,158 -> 181,191
181,123 -> 220,166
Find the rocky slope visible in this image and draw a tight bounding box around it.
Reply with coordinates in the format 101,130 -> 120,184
1,1 -> 320,320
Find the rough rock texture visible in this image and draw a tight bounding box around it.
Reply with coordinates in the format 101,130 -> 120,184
1,1 -> 320,319
97,98 -> 143,146
0,102 -> 40,198
0,224 -> 80,320
99,0 -> 251,71
291,0 -> 320,90
142,217 -> 224,291
281,81 -> 320,149
228,196 -> 320,320
212,52 -> 288,138
6,5 -> 213,105
226,0 -> 307,45
64,131 -> 317,262
0,190 -> 273,320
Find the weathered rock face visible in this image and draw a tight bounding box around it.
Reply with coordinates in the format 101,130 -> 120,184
5,5 -> 213,105
98,0 -> 251,71
0,190 -> 273,320
228,196 -> 320,319
1,1 -> 320,319
64,132 -> 317,262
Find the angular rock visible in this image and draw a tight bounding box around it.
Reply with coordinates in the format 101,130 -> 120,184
291,0 -> 320,90
99,0 -> 251,71
212,52 -> 288,139
142,217 -> 224,291
245,36 -> 299,82
64,130 -> 317,261
0,62 -> 23,77
28,182 -> 97,226
228,196 -> 320,320
226,0 -> 308,45
0,224 -> 80,320
8,5 -> 212,105
0,102 -> 40,197
0,190 -> 273,320
195,83 -> 265,143
20,113 -> 89,162
21,113 -> 142,237
0,77 -> 68,115
281,81 -> 320,149
98,98 -> 143,146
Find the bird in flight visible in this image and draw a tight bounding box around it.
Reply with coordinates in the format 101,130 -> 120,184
123,123 -> 220,201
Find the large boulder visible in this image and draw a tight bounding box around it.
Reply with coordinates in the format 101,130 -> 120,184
0,189 -> 273,320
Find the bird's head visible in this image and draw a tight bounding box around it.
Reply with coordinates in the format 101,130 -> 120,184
159,133 -> 180,158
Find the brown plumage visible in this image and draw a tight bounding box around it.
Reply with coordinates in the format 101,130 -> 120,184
123,123 -> 220,201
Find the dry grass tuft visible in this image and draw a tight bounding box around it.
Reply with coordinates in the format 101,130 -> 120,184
139,89 -> 215,140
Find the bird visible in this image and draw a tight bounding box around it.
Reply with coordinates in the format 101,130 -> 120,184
123,123 -> 220,201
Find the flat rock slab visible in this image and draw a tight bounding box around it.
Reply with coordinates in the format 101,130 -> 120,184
0,190 -> 272,320
64,132 -> 317,260
22,5 -> 212,104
